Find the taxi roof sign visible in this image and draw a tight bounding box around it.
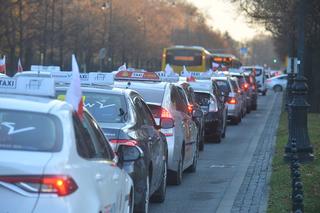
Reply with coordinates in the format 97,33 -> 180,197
115,71 -> 160,82
31,65 -> 61,72
52,71 -> 113,85
155,71 -> 179,82
0,76 -> 55,97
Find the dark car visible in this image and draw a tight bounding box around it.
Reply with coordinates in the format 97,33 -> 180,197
56,86 -> 169,213
243,71 -> 258,110
177,82 -> 205,151
188,79 -> 227,143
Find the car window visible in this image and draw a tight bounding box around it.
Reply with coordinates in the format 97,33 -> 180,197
0,110 -> 62,152
216,80 -> 231,94
73,113 -> 96,159
134,96 -> 154,126
73,112 -> 113,160
84,112 -> 114,160
176,87 -> 189,114
140,101 -> 156,127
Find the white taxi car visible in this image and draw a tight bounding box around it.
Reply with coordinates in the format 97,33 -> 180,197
0,76 -> 134,213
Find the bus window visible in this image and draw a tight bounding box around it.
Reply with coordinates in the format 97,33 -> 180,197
166,49 -> 202,66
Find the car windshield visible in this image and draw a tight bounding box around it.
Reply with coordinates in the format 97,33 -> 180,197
56,91 -> 128,123
0,110 -> 62,152
216,80 -> 231,93
194,92 -> 210,106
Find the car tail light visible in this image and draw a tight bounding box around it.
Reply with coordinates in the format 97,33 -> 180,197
188,104 -> 193,114
160,108 -> 172,119
110,139 -> 138,147
186,76 -> 196,82
0,175 -> 78,196
227,97 -> 238,104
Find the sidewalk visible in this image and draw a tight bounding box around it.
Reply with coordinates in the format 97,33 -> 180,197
230,93 -> 282,213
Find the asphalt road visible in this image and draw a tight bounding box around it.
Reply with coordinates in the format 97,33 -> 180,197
150,92 -> 280,213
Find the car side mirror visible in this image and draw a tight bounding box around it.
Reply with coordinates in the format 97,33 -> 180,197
117,145 -> 144,163
160,117 -> 174,129
192,108 -> 203,118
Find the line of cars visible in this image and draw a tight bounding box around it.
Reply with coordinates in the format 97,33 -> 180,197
0,66 -> 259,213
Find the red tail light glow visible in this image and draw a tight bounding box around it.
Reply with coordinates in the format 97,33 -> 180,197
161,108 -> 172,119
0,175 -> 78,196
188,104 -> 193,114
110,139 -> 138,147
228,97 -> 238,105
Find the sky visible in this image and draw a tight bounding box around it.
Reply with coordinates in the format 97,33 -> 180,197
188,0 -> 268,42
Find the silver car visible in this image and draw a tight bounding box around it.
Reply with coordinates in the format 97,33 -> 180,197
213,76 -> 243,124
265,74 -> 287,92
114,80 -> 199,185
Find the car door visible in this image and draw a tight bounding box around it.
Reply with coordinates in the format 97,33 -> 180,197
140,99 -> 164,188
79,112 -> 123,212
176,87 -> 196,167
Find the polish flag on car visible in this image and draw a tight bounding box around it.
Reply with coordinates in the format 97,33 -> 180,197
66,54 -> 83,118
0,56 -> 6,74
17,58 -> 23,73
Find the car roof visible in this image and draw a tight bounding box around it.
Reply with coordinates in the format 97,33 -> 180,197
114,80 -> 170,90
0,94 -> 70,113
56,84 -> 134,96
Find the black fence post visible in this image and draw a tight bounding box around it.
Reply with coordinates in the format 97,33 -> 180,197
290,139 -> 304,212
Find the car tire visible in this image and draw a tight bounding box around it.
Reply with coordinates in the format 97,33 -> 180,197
247,105 -> 251,113
168,152 -> 183,185
127,188 -> 134,213
262,90 -> 267,96
150,161 -> 167,203
252,103 -> 257,111
222,123 -> 226,138
273,85 -> 283,92
187,144 -> 198,173
199,138 -> 204,151
135,175 -> 150,213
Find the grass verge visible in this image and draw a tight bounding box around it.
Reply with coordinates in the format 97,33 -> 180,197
267,112 -> 320,213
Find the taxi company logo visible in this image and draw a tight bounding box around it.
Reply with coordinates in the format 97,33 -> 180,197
132,72 -> 143,78
0,79 -> 16,89
80,74 -> 89,81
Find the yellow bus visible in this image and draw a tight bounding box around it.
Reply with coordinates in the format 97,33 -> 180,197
211,53 -> 242,70
161,46 -> 212,74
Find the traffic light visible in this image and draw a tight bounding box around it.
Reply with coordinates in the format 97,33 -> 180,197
273,59 -> 277,63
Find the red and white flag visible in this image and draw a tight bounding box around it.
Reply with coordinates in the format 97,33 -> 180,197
0,56 -> 6,74
66,54 -> 83,118
17,58 -> 23,73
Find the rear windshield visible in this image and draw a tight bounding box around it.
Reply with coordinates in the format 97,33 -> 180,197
194,92 -> 210,106
216,80 -> 231,93
130,87 -> 164,104
166,49 -> 202,66
0,110 -> 62,152
56,91 -> 128,123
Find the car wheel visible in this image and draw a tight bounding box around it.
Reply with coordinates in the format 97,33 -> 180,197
262,90 -> 267,96
273,85 -> 283,92
199,138 -> 204,151
247,105 -> 251,113
252,103 -> 257,111
150,161 -> 167,203
168,153 -> 183,185
136,175 -> 150,213
187,144 -> 198,173
222,122 -> 226,138
126,188 -> 134,213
